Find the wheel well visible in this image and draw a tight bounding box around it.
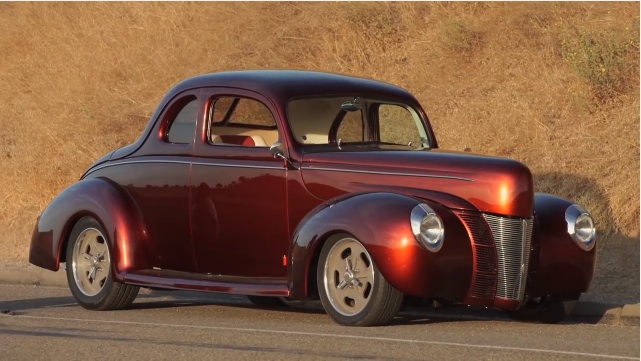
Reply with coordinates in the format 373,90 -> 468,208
58,214 -> 93,263
306,242 -> 322,299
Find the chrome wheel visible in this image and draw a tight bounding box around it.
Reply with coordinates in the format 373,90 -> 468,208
71,228 -> 110,297
317,233 -> 403,326
66,217 -> 139,310
323,237 -> 375,316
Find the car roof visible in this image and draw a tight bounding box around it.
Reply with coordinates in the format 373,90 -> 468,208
168,70 -> 417,104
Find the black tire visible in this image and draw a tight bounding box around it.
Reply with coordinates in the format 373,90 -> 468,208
65,217 -> 139,310
317,234 -> 403,326
247,296 -> 288,308
506,294 -> 580,324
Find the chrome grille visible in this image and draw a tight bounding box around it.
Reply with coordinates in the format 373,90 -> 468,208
483,215 -> 533,300
457,213 -> 497,299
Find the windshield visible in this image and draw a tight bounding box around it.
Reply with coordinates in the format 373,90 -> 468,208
287,97 -> 430,149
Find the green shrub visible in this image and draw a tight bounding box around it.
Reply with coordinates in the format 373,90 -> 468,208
560,22 -> 639,103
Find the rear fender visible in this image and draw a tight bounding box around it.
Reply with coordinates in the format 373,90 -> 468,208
288,192 -> 472,300
28,177 -> 151,282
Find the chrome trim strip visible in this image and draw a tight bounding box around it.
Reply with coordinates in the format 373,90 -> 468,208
301,166 -> 473,182
86,159 -> 284,175
191,161 -> 283,170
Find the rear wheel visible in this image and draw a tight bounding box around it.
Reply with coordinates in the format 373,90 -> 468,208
317,234 -> 403,326
507,294 -> 579,324
66,217 -> 139,310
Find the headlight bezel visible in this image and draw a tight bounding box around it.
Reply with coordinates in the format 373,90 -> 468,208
565,204 -> 596,251
410,203 -> 444,252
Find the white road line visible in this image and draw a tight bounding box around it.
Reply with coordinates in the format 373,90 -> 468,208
5,314 -> 639,360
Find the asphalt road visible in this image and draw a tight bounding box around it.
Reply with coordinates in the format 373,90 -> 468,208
0,284 -> 638,361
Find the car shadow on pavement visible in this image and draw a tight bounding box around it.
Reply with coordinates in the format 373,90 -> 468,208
393,297 -> 631,326
0,289 -> 233,315
0,296 -> 78,314
393,306 -> 612,326
128,292 -> 328,315
0,292 -> 619,326
128,292 -> 498,325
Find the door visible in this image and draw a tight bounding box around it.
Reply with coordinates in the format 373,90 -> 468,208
190,89 -> 289,278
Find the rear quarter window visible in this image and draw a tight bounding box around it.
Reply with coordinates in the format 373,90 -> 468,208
166,97 -> 198,144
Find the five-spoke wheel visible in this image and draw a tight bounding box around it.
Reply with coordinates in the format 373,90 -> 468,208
71,228 -> 110,296
66,217 -> 139,310
317,234 -> 403,326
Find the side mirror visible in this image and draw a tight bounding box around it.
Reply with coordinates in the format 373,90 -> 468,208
270,142 -> 285,158
270,142 -> 298,169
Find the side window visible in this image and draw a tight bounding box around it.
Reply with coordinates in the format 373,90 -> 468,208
210,97 -> 276,128
166,97 -> 198,144
208,96 -> 278,147
378,104 -> 423,147
336,111 -> 365,142
211,97 -> 235,123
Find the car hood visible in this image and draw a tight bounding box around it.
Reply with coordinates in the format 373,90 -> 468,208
300,149 -> 534,218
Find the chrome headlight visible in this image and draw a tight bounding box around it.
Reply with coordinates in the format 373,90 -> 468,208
565,204 -> 596,251
410,204 -> 444,252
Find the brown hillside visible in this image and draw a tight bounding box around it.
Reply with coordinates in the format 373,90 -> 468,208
0,3 -> 638,301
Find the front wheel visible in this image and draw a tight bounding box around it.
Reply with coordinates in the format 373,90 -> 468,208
506,294 -> 580,324
317,234 -> 403,326
66,217 -> 139,310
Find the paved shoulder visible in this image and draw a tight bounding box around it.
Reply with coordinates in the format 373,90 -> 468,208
0,284 -> 639,361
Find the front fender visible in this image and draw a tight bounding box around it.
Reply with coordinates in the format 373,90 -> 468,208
528,193 -> 597,297
288,192 -> 472,300
28,177 -> 151,281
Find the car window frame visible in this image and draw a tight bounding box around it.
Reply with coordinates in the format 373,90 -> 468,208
138,91 -> 201,157
192,88 -> 285,155
370,102 -> 429,148
208,96 -> 278,131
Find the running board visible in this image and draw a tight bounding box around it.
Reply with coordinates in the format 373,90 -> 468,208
124,269 -> 289,297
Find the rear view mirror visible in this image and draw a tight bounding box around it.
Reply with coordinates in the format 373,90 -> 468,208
341,99 -> 362,112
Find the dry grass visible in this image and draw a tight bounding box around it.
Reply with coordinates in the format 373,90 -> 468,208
0,2 -> 638,267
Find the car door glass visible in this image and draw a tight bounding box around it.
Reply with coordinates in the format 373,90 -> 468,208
166,97 -> 198,144
208,96 -> 277,147
336,110 -> 365,142
378,104 -> 424,147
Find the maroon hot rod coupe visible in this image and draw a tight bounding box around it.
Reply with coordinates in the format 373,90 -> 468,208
29,70 -> 597,326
